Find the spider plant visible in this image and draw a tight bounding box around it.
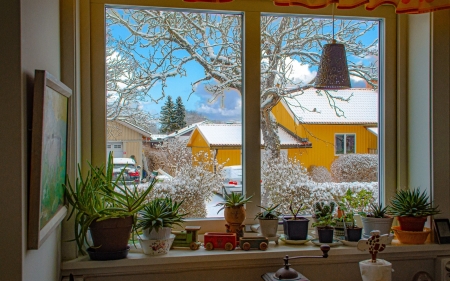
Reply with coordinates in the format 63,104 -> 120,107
64,152 -> 155,255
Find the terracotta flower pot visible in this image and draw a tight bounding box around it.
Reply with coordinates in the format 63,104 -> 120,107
224,206 -> 246,225
89,216 -> 133,253
397,216 -> 427,231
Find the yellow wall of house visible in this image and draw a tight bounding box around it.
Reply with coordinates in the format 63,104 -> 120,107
107,121 -> 143,167
272,101 -> 378,170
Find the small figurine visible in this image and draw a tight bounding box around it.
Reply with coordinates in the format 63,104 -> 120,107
357,230 -> 390,262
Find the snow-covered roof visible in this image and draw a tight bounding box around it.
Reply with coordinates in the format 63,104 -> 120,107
188,124 -> 312,149
282,88 -> 378,124
116,120 -> 152,138
166,121 -> 208,139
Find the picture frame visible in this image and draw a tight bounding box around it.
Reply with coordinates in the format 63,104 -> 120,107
28,70 -> 71,249
433,219 -> 450,244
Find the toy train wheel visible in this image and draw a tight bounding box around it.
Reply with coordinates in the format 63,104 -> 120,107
259,242 -> 268,251
242,242 -> 251,251
224,242 -> 234,251
190,242 -> 199,250
205,242 -> 214,251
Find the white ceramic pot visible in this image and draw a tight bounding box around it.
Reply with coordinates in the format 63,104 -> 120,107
139,234 -> 175,255
258,218 -> 279,237
143,227 -> 172,240
359,259 -> 392,281
361,217 -> 394,237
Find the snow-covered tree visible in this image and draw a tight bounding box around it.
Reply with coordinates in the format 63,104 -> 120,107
106,9 -> 379,156
159,96 -> 177,133
174,96 -> 187,129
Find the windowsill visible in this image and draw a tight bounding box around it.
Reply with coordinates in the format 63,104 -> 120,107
61,239 -> 450,277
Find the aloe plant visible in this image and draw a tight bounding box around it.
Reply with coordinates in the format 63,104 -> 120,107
64,152 -> 155,255
136,197 -> 187,233
215,192 -> 253,213
255,204 -> 281,219
388,188 -> 440,217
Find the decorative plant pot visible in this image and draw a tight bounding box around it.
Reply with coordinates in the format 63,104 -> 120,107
334,221 -> 354,238
259,218 -> 279,237
143,227 -> 172,240
346,227 -> 362,242
397,216 -> 427,231
139,234 -> 176,255
317,227 -> 334,243
282,217 -> 309,240
224,206 -> 246,225
361,216 -> 394,237
89,216 -> 133,253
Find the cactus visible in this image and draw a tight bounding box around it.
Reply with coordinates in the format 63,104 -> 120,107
314,201 -> 336,219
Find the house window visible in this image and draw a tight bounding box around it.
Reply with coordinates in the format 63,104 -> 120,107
87,1 -> 397,227
335,134 -> 356,155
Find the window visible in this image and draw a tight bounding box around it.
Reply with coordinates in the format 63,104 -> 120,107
86,1 -> 397,228
335,134 -> 356,155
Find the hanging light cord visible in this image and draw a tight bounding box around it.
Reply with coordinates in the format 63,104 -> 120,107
332,3 -> 335,43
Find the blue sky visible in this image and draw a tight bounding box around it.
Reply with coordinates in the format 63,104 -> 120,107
107,10 -> 378,123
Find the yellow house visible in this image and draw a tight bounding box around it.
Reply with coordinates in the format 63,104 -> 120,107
272,88 -> 378,170
187,123 -> 312,166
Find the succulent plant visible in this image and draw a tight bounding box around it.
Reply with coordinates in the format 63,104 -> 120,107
314,201 -> 336,219
388,188 -> 440,217
366,203 -> 389,218
255,204 -> 281,219
216,192 -> 253,213
136,197 -> 187,233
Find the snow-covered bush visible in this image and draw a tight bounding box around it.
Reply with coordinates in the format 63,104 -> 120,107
309,165 -> 333,183
331,154 -> 378,183
143,151 -> 224,218
261,151 -> 378,214
144,138 -> 192,176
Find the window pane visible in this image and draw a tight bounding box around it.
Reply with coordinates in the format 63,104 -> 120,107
261,15 -> 380,214
335,134 -> 345,155
106,8 -> 242,218
346,134 -> 356,154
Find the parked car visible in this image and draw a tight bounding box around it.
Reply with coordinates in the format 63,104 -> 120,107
220,165 -> 242,196
112,158 -> 141,183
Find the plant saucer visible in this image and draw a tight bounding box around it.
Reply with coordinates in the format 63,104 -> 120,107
280,234 -> 313,245
339,240 -> 359,247
311,239 -> 342,247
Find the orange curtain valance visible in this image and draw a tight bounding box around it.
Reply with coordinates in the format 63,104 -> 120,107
273,0 -> 450,14
183,0 -> 450,14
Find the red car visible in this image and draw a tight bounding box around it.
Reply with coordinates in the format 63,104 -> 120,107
204,232 -> 237,251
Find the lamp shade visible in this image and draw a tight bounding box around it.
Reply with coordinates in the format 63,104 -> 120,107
314,41 -> 351,90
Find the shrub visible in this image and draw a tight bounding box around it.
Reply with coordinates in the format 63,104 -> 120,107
309,165 -> 333,183
331,154 -> 378,183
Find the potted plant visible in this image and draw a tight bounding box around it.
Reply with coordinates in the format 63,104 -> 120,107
388,188 -> 440,231
312,201 -> 336,243
282,202 -> 309,240
255,204 -> 281,238
136,197 -> 187,255
216,192 -> 253,225
337,189 -> 372,241
360,203 -> 394,238
64,153 -> 155,259
137,197 -> 187,240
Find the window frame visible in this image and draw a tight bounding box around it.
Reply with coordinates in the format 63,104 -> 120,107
82,0 -> 398,233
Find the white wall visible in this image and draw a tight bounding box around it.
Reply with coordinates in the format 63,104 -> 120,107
0,0 -> 62,280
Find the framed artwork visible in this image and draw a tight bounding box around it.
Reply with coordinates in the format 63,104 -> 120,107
434,219 -> 450,244
28,70 -> 71,249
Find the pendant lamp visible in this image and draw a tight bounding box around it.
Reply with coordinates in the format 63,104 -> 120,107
314,5 -> 351,90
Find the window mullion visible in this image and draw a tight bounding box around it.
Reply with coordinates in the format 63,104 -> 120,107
243,11 -> 261,223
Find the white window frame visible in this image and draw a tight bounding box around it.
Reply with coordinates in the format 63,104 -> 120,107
80,0 -> 398,241
334,133 -> 356,155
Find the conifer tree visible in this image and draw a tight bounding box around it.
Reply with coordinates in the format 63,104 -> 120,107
159,96 -> 176,133
174,96 -> 187,129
